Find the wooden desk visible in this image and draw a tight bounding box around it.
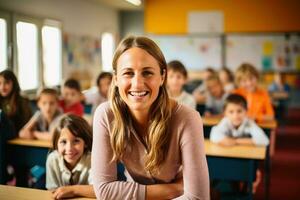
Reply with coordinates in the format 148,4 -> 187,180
7,138 -> 52,148
204,139 -> 266,200
6,138 -> 52,187
0,185 -> 95,200
203,117 -> 275,200
204,139 -> 266,160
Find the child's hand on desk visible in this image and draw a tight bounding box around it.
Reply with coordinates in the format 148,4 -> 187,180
19,129 -> 34,139
204,111 -> 212,117
218,137 -> 237,147
51,186 -> 75,199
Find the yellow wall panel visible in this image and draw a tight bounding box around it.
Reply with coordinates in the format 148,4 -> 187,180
145,0 -> 300,33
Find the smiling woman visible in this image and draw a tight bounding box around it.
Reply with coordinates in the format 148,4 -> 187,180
92,36 -> 209,200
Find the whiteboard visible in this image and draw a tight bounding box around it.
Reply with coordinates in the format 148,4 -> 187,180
226,34 -> 300,72
149,35 -> 222,71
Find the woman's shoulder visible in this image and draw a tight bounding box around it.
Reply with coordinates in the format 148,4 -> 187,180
94,101 -> 114,122
172,102 -> 201,122
95,101 -> 112,114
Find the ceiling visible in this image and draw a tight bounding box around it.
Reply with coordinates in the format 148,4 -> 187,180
94,0 -> 144,10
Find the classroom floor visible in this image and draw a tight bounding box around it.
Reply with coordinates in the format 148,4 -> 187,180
254,108 -> 300,200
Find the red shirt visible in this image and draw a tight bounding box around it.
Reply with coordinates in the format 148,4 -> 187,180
59,100 -> 84,117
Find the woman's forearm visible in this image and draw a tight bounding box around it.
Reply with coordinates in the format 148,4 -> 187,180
146,181 -> 183,200
73,185 -> 95,198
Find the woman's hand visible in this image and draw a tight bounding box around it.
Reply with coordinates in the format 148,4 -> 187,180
173,176 -> 184,196
52,186 -> 75,199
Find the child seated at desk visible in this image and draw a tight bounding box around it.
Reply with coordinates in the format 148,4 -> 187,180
210,94 -> 269,146
19,88 -> 62,141
167,60 -> 196,109
60,79 -> 84,117
46,114 -> 94,199
193,67 -> 216,104
210,94 -> 269,193
0,70 -> 32,134
83,72 -> 112,115
268,72 -> 290,121
233,63 -> 274,122
204,75 -> 229,117
218,67 -> 235,93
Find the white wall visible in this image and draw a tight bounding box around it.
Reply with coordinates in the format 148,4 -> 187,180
0,0 -> 119,37
0,0 -> 119,88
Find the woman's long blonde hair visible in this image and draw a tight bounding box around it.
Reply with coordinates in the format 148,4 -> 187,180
109,36 -> 172,173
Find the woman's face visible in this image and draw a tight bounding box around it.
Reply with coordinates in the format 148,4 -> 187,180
115,47 -> 165,115
0,76 -> 13,97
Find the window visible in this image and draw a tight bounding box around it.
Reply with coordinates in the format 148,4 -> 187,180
101,32 -> 115,71
16,21 -> 39,90
0,18 -> 7,71
42,25 -> 62,87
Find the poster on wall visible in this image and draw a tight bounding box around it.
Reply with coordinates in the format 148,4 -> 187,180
226,34 -> 300,72
150,35 -> 222,71
63,33 -> 101,69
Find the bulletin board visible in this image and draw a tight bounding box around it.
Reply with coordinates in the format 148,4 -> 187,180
149,35 -> 222,71
226,34 -> 300,72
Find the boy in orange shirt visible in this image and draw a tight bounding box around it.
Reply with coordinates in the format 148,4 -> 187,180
233,63 -> 274,122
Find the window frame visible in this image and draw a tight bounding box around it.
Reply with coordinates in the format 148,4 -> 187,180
101,32 -> 115,72
0,10 -> 12,70
13,13 -> 43,92
42,19 -> 63,87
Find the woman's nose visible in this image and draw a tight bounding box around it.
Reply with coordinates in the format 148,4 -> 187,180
132,74 -> 144,88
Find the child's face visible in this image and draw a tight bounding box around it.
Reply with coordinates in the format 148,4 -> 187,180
38,94 -> 58,119
0,76 -> 13,97
203,70 -> 214,80
219,70 -> 229,83
98,77 -> 112,98
167,70 -> 186,93
206,80 -> 223,98
57,127 -> 85,169
225,103 -> 247,127
239,75 -> 257,92
62,87 -> 81,106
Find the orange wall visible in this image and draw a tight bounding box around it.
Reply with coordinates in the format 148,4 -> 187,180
145,0 -> 300,34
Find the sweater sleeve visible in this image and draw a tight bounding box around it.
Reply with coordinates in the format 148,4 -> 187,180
91,103 -> 146,200
174,111 -> 210,200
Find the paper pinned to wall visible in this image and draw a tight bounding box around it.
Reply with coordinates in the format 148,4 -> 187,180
150,35 -> 222,71
188,11 -> 224,33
